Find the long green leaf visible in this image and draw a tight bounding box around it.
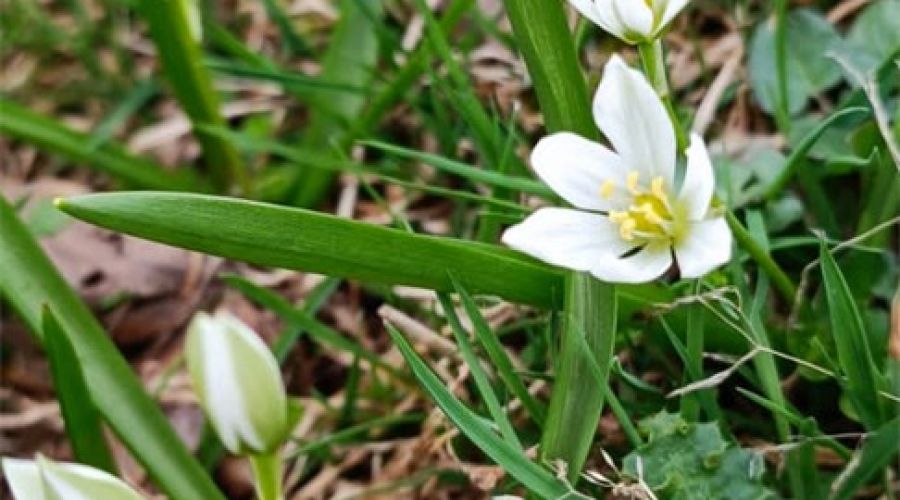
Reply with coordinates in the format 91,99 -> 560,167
0,99 -> 207,192
56,191 -> 565,307
0,195 -> 224,500
502,0 -> 617,481
820,244 -> 884,430
385,323 -> 582,499
41,308 -> 117,474
138,0 -> 242,189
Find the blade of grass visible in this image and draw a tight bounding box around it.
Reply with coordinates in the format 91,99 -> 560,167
437,293 -> 523,449
56,191 -> 565,307
0,99 -> 208,192
222,273 -> 409,382
385,323 -> 583,499
831,416 -> 900,499
290,0 -> 382,207
137,0 -> 243,190
820,243 -> 885,430
502,0 -> 617,481
41,308 -> 117,474
450,275 -> 546,426
363,140 -> 556,198
0,195 -> 224,500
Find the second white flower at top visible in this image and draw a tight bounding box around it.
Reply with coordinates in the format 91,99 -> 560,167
502,55 -> 731,284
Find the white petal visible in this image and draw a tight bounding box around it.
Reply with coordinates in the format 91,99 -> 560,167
678,133 -> 716,220
588,242 -> 672,283
2,458 -> 47,500
37,456 -> 143,500
502,208 -> 631,272
531,132 -> 628,211
593,55 -> 676,184
674,217 -> 732,278
610,0 -> 654,38
568,0 -> 627,39
657,0 -> 689,33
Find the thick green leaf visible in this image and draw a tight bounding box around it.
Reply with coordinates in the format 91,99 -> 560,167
749,9 -> 843,115
0,195 -> 224,500
56,191 -> 565,307
41,308 -> 117,474
847,0 -> 900,71
0,99 -> 207,192
820,244 -> 885,430
386,323 -> 582,499
622,412 -> 775,500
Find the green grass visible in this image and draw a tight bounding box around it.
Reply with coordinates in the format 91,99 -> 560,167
2,0 -> 898,497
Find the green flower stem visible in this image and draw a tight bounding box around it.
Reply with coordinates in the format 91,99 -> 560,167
637,40 -> 688,152
680,280 -> 705,421
502,0 -> 617,482
726,210 -> 797,302
249,452 -> 283,500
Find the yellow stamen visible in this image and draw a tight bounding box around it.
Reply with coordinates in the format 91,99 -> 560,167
619,218 -> 636,241
608,210 -> 629,223
599,180 -> 616,199
626,171 -> 640,194
651,176 -> 666,200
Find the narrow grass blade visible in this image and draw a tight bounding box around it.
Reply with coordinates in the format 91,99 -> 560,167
832,416 -> 900,499
41,308 -> 117,474
386,323 -> 582,499
223,274 -> 409,382
56,192 -> 565,307
437,293 -> 523,449
450,276 -> 546,425
137,0 -> 242,190
290,0 -> 382,207
820,244 -> 885,430
764,106 -> 870,200
0,99 -> 207,192
363,140 -> 556,198
0,195 -> 224,500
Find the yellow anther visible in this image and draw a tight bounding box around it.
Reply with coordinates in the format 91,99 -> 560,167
599,180 -> 616,199
626,171 -> 640,194
619,218 -> 636,241
651,176 -> 667,200
608,210 -> 629,223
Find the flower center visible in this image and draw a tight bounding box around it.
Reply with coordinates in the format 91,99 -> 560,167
602,170 -> 680,243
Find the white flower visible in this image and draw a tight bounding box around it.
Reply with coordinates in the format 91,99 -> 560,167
1,455 -> 144,500
502,55 -> 731,284
569,0 -> 688,43
186,311 -> 290,455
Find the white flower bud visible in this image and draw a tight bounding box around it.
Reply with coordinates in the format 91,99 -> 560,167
1,455 -> 144,500
185,311 -> 290,455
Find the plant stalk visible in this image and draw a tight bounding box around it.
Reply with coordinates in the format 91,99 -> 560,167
637,40 -> 688,151
726,210 -> 797,302
249,452 -> 283,500
502,0 -> 619,482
